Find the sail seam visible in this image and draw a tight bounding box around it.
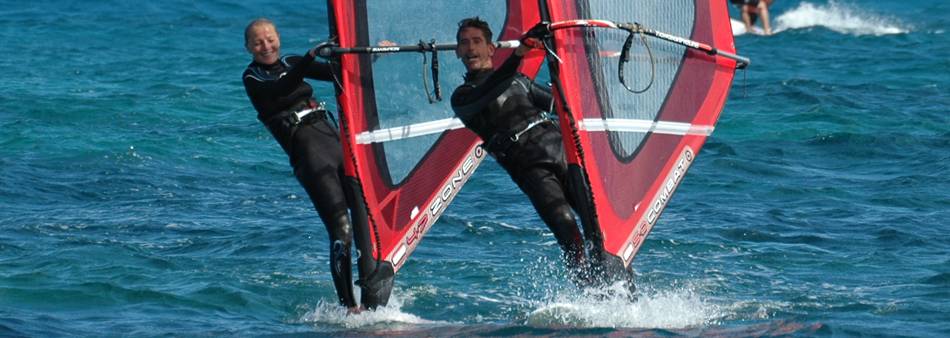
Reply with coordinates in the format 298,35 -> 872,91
355,117 -> 466,144
579,118 -> 714,136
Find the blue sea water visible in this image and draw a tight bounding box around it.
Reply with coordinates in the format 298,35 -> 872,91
1,0 -> 948,336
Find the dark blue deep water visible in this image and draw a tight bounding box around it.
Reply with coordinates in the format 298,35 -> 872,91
1,1 -> 947,336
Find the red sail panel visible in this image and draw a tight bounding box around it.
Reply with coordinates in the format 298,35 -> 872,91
327,0 -> 542,272
544,0 -> 739,267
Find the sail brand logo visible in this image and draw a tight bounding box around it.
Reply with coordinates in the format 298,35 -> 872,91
405,146 -> 485,247
653,31 -> 701,49
646,147 -> 693,225
624,146 -> 694,263
369,47 -> 400,53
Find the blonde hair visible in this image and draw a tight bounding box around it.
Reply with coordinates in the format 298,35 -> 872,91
244,18 -> 277,44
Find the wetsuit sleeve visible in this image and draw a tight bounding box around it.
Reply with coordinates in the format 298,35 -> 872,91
529,81 -> 553,112
304,60 -> 335,82
242,74 -> 269,115
481,53 -> 523,91
451,53 -> 523,107
243,54 -> 327,119
244,53 -> 318,99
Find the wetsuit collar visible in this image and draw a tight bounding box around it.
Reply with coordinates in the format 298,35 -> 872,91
252,59 -> 282,71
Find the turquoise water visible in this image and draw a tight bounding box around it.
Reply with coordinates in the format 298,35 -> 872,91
1,0 -> 948,336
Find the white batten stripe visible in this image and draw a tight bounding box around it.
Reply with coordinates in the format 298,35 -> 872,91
355,117 -> 467,144
580,118 -> 714,136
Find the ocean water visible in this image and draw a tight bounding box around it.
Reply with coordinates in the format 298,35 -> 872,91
1,0 -> 948,336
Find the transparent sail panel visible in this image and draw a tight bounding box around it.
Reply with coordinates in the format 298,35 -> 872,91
581,0 -> 694,159
364,1 -> 506,183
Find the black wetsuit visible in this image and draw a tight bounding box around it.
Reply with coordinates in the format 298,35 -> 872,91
243,52 -> 391,309
451,54 -> 588,283
730,0 -> 762,24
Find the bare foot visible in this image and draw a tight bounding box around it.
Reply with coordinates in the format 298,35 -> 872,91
346,305 -> 365,315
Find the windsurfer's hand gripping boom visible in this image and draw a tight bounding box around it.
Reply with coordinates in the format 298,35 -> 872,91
315,19 -> 749,68
316,39 -> 523,103
309,41 -> 336,58
315,19 -> 749,103
518,22 -> 551,53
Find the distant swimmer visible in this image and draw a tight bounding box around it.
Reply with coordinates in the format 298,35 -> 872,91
450,17 -> 635,290
241,18 -> 392,313
730,0 -> 774,35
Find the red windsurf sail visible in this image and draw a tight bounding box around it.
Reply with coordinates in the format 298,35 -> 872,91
540,1 -> 743,267
325,0 -> 543,274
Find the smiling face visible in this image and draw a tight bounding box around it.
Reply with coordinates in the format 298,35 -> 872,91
455,26 -> 495,72
245,22 -> 281,65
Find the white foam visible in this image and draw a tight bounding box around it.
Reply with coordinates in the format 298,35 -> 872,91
525,282 -> 722,329
299,288 -> 451,330
732,18 -> 764,36
773,1 -> 909,36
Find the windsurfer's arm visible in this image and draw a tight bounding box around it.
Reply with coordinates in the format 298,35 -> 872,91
243,69 -> 312,117
483,53 -> 523,87
515,34 -> 550,110
451,54 -> 522,107
529,81 -> 553,111
303,60 -> 335,82
242,68 -> 288,114
242,75 -> 270,115
516,22 -> 548,56
301,43 -> 336,82
245,53 -> 318,97
301,40 -> 394,82
473,23 -> 549,88
515,37 -> 543,57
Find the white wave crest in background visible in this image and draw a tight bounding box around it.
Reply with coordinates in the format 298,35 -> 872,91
774,1 -> 909,36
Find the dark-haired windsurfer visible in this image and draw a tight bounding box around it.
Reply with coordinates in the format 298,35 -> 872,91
450,17 -> 634,290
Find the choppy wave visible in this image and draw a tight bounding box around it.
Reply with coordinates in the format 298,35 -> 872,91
2,0 -> 949,336
773,1 -> 909,36
299,289 -> 451,330
525,282 -> 720,329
